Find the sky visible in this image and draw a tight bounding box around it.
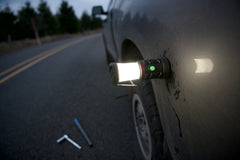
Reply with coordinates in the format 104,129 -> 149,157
0,0 -> 110,18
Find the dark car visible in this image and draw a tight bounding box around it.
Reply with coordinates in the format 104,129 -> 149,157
93,1 -> 240,160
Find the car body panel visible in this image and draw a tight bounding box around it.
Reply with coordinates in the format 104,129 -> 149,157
102,0 -> 118,60
102,0 -> 240,159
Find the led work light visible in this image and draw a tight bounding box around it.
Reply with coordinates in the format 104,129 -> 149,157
109,57 -> 171,86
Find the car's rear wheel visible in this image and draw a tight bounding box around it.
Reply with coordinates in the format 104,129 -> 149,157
132,81 -> 164,160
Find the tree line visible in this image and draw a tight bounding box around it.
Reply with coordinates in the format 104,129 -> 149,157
0,0 -> 103,42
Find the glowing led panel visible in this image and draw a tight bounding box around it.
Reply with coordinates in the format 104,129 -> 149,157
117,62 -> 141,82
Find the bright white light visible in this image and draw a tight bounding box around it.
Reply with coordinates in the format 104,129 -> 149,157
117,62 -> 141,82
194,58 -> 214,73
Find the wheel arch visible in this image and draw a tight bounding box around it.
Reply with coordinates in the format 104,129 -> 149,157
121,39 -> 143,62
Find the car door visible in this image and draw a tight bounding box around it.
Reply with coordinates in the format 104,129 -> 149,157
102,0 -> 118,60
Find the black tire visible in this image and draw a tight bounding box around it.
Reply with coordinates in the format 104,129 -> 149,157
132,80 -> 164,160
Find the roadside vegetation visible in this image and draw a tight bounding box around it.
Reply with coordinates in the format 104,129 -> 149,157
0,0 -> 103,54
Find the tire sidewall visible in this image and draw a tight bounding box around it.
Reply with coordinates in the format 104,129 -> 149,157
132,93 -> 153,160
132,81 -> 164,160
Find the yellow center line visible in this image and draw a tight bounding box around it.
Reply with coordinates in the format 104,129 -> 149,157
0,48 -> 55,77
0,34 -> 97,85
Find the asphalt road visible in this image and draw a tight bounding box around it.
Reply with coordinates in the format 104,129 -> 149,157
0,34 -> 143,160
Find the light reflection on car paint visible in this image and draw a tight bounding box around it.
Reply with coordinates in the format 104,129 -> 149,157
194,58 -> 214,73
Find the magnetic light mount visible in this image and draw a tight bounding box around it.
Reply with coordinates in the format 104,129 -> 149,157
109,57 -> 171,86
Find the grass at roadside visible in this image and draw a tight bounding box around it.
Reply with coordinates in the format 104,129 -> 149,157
0,29 -> 102,56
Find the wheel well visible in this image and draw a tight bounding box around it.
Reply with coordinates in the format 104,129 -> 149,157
121,39 -> 143,62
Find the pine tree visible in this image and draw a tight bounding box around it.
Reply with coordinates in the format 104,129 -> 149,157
15,2 -> 37,39
38,0 -> 58,36
91,16 -> 103,29
80,12 -> 91,31
57,1 -> 79,33
0,6 -> 16,42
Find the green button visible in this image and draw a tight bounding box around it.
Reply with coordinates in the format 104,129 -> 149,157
149,65 -> 155,71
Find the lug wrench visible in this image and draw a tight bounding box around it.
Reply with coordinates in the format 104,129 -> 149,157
57,134 -> 82,150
